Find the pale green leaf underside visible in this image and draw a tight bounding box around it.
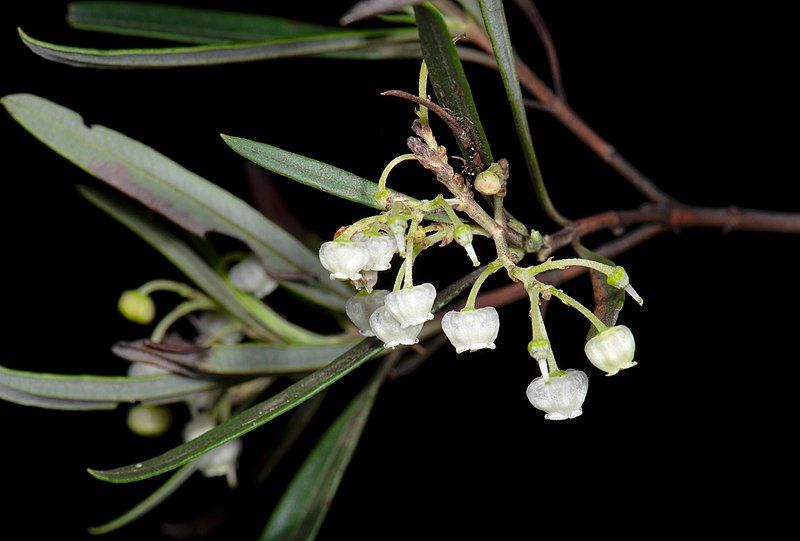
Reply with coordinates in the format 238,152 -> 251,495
260,361 -> 389,540
1,94 -> 349,303
88,267 -> 482,484
68,2 -> 337,44
0,383 -> 117,411
0,365 -> 216,405
18,27 -> 418,68
206,342 -> 360,375
222,135 -> 406,210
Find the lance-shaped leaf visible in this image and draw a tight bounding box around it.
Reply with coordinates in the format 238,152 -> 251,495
88,267 -> 482,484
2,94 -> 349,305
0,365 -> 217,405
341,0 -> 423,26
19,27 -> 418,69
222,135 -> 407,211
89,463 -> 198,535
413,3 -> 492,167
68,2 -> 337,44
80,187 -> 285,337
205,342 -> 360,375
259,359 -> 392,541
222,136 -> 449,225
0,383 -> 117,411
477,0 -> 567,225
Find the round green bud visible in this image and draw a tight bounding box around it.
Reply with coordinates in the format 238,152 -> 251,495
118,290 -> 155,324
527,338 -> 551,362
474,170 -> 502,195
606,266 -> 630,290
127,404 -> 172,437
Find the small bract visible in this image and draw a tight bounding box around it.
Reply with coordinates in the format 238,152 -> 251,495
369,305 -> 423,348
319,241 -> 371,281
584,325 -> 636,376
526,369 -> 589,421
229,255 -> 277,298
346,290 -> 389,336
442,307 -> 499,353
384,283 -> 437,328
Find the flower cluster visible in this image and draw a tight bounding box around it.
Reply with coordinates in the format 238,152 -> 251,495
314,109 -> 643,422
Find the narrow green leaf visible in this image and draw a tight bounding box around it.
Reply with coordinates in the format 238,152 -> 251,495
89,463 -> 198,535
260,360 -> 391,540
2,94 -> 349,303
222,135 -> 447,226
0,382 -> 117,411
206,342 -> 360,375
341,0 -> 422,26
18,27 -> 418,68
478,0 -> 568,225
0,365 -> 216,403
68,2 -> 337,44
222,135 -> 406,210
87,267 -> 482,484
81,187 -> 291,335
413,3 -> 492,166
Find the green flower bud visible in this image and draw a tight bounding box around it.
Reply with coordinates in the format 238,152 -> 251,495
527,338 -> 551,363
453,224 -> 473,247
118,290 -> 155,324
127,404 -> 172,437
606,266 -> 630,290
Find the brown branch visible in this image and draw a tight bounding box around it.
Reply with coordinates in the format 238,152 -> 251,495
544,203 -> 800,256
465,17 -> 670,204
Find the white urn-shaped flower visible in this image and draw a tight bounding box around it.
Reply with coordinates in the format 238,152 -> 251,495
229,255 -> 277,298
441,307 -> 499,353
584,325 -> 636,376
384,283 -> 436,328
318,241 -> 371,281
368,305 -> 423,348
358,234 -> 397,271
526,369 -> 589,421
345,290 -> 389,336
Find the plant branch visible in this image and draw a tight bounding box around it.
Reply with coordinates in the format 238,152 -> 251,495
464,16 -> 670,203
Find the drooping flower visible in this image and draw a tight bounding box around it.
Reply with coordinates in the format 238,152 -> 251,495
526,369 -> 589,421
318,241 -> 371,281
194,312 -> 243,345
369,305 -> 423,348
384,283 -> 437,328
183,414 -> 243,487
229,255 -> 277,298
584,325 -> 636,376
442,307 -> 499,353
346,290 -> 389,336
357,234 -> 397,271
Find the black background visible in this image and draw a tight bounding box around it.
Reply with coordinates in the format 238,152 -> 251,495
1,2 -> 796,539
